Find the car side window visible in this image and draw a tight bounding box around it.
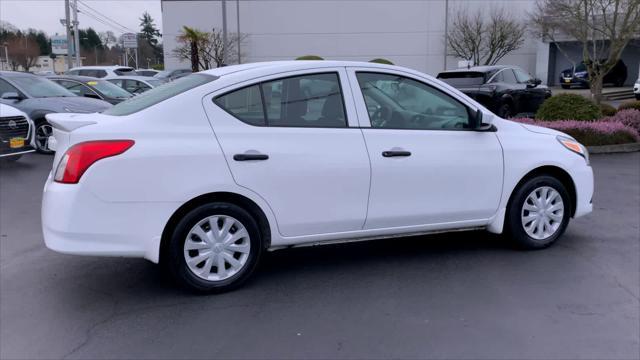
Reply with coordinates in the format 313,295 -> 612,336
502,69 -> 518,84
513,68 -> 533,84
0,78 -> 19,96
95,70 -> 107,78
356,72 -> 470,130
261,73 -> 346,127
215,72 -> 347,128
215,85 -> 266,126
67,70 -> 80,76
490,72 -> 504,83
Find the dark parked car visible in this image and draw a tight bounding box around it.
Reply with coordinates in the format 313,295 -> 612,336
0,71 -> 112,154
437,65 -> 551,118
560,59 -> 627,88
154,69 -> 192,81
48,75 -> 133,105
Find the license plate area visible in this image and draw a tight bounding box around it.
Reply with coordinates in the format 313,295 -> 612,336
9,137 -> 25,149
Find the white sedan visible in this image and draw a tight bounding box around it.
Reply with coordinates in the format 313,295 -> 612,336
42,61 -> 593,293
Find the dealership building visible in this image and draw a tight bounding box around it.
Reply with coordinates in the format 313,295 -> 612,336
161,0 -> 640,85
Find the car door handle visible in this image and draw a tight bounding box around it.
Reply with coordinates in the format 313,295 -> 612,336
233,153 -> 269,161
382,150 -> 411,157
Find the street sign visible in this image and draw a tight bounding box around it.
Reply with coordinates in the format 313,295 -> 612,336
51,35 -> 71,55
122,33 -> 138,49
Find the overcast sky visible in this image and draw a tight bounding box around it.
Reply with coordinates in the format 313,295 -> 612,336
0,0 -> 162,37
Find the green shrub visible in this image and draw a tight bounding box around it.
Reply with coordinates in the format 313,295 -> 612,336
295,55 -> 324,60
600,103 -> 617,117
369,58 -> 394,65
535,94 -> 602,121
618,100 -> 640,111
151,64 -> 164,70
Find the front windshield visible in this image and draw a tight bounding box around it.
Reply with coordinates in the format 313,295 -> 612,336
88,80 -> 132,99
154,71 -> 170,78
9,76 -> 75,98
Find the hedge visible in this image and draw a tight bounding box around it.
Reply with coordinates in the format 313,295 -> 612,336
295,55 -> 324,60
535,94 -> 602,121
618,101 -> 640,112
512,117 -> 639,146
369,58 -> 394,65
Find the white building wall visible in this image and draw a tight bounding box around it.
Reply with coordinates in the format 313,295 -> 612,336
162,0 -> 539,77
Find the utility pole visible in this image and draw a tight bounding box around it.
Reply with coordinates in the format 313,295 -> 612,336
72,0 -> 81,67
222,0 -> 228,65
443,0 -> 449,71
236,0 -> 241,64
65,0 -> 73,70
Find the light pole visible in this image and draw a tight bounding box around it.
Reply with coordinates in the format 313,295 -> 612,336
443,0 -> 449,70
3,42 -> 8,71
236,0 -> 241,64
222,0 -> 228,65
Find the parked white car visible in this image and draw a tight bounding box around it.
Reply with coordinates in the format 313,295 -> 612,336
0,103 -> 35,161
105,76 -> 165,94
634,76 -> 639,100
66,66 -> 138,78
43,61 -> 594,293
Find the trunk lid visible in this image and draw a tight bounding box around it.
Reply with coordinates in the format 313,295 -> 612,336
45,113 -> 103,171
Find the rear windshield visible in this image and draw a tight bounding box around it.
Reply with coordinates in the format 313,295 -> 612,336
103,73 -> 217,116
437,72 -> 486,86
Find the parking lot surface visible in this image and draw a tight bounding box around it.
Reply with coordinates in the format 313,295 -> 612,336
1,153 -> 639,359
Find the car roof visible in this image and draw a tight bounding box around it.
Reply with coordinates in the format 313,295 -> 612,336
0,70 -> 37,78
48,75 -> 107,82
437,65 -> 513,75
106,75 -> 157,81
69,66 -> 134,70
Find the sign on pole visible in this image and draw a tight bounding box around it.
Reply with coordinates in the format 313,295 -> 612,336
52,35 -> 71,55
122,33 -> 138,49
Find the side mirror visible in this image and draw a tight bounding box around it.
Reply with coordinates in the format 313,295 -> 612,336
1,92 -> 22,101
472,109 -> 496,132
527,78 -> 542,88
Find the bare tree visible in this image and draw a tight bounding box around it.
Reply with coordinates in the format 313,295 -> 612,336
447,7 -> 526,66
531,0 -> 640,104
7,36 -> 39,72
173,27 -> 247,71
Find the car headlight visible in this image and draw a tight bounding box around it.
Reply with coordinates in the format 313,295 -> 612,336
557,136 -> 589,165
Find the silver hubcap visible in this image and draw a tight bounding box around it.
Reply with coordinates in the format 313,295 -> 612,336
183,215 -> 251,281
521,186 -> 564,240
36,124 -> 53,152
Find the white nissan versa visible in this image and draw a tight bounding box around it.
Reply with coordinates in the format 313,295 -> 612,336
42,61 -> 593,292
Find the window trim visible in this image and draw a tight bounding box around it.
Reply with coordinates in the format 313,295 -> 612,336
355,71 -> 477,132
213,71 -> 350,129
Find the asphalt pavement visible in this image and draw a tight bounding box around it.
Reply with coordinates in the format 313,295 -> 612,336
1,153 -> 638,359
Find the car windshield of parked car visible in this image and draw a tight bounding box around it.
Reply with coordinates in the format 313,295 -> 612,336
153,71 -> 171,79
437,72 -> 486,86
575,63 -> 587,72
8,75 -> 75,98
103,73 -> 216,116
146,79 -> 163,87
88,80 -> 132,99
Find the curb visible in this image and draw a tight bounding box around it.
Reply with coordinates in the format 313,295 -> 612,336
587,143 -> 640,154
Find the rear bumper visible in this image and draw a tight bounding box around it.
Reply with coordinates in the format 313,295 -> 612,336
41,173 -> 181,263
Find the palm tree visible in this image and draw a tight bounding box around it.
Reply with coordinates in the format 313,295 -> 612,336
179,26 -> 204,72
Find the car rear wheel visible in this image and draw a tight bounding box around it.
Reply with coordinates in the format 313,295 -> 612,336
497,103 -> 512,119
166,202 -> 263,293
34,121 -> 54,154
505,175 -> 571,249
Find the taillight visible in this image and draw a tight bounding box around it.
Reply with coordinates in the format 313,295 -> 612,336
54,140 -> 134,184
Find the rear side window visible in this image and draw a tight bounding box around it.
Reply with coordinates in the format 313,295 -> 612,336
214,72 -> 347,128
103,73 -> 217,116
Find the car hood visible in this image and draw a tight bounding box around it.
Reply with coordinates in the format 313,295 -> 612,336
8,97 -> 112,115
519,123 -> 572,139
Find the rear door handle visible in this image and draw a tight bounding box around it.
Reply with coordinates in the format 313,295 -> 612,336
233,153 -> 269,161
382,150 -> 411,157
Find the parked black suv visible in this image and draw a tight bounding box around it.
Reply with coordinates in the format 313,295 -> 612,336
560,59 -> 627,89
437,65 -> 552,118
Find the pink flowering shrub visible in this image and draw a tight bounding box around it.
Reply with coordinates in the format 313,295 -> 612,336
510,117 -> 639,146
602,109 -> 640,134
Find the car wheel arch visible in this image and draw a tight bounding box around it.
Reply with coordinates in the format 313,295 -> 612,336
507,165 -> 577,218
159,192 -> 272,265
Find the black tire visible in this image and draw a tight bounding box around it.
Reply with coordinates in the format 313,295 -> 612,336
166,202 -> 264,293
34,121 -> 54,154
497,103 -> 512,119
505,175 -> 571,250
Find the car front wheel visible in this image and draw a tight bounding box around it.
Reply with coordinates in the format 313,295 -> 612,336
166,202 -> 263,293
34,121 -> 54,154
505,175 -> 571,249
